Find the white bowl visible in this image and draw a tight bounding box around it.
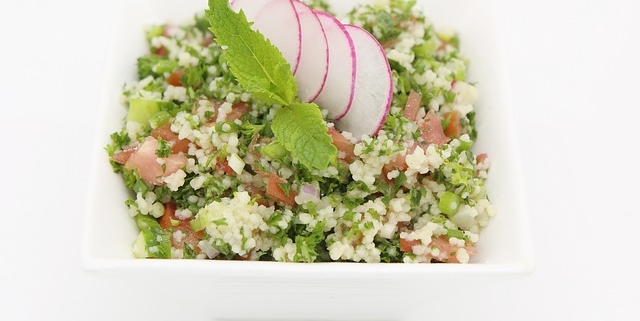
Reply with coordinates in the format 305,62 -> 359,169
82,0 -> 533,320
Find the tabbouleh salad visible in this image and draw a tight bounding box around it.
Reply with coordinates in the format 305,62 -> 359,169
106,0 -> 495,263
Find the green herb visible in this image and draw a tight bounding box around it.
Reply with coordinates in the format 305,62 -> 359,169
409,187 -> 426,207
183,243 -> 197,259
155,137 -> 172,158
206,0 -> 296,106
215,121 -> 241,133
206,0 -> 336,170
135,215 -> 171,258
271,103 -> 337,170
293,221 -> 325,262
136,55 -> 163,79
375,236 -> 402,263
446,228 -> 469,240
155,59 -> 178,74
261,140 -> 289,160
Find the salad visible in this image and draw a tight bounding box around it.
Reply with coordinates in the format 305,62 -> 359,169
106,0 -> 495,263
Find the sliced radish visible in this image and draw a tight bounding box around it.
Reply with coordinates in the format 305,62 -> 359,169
335,25 -> 393,139
229,0 -> 274,22
312,10 -> 356,120
289,1 -> 329,102
233,0 -> 302,73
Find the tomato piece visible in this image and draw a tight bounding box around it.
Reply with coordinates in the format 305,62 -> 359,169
158,202 -> 203,254
266,173 -> 296,206
226,102 -> 250,121
328,127 -> 355,162
217,157 -> 236,175
443,111 -> 461,138
403,90 -> 422,121
175,226 -> 203,254
151,123 -> 179,142
158,202 -> 177,229
476,153 -> 488,164
428,236 -> 477,263
244,184 -> 269,206
111,148 -> 136,165
151,123 -> 190,154
172,139 -> 190,154
399,238 -> 420,252
166,70 -> 183,87
202,35 -> 214,47
155,46 -> 167,57
419,110 -> 450,146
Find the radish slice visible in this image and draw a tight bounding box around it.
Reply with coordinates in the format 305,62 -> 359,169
312,10 -> 356,120
335,25 -> 393,140
288,1 -> 329,102
229,0 -> 274,22
233,0 -> 302,73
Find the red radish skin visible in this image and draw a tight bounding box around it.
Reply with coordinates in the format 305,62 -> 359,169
335,25 -> 393,140
312,10 -> 356,120
290,1 -> 329,102
234,0 -> 302,73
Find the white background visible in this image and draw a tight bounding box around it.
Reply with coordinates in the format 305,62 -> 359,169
1,0 -> 639,320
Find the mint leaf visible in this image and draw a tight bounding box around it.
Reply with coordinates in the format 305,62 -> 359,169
272,103 -> 337,170
206,0 -> 296,106
206,0 -> 337,170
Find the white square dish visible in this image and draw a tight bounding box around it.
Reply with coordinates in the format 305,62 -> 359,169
82,0 -> 533,320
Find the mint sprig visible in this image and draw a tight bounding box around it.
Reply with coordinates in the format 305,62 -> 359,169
206,0 -> 337,170
272,103 -> 337,170
206,0 -> 296,105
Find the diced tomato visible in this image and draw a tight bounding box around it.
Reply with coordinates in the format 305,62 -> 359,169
151,123 -> 179,142
419,110 -> 450,147
328,127 -> 355,162
399,238 -> 420,252
443,111 -> 461,138
476,153 -> 488,164
171,139 -> 190,154
158,202 -> 177,229
158,201 -> 203,254
403,90 -> 422,121
217,157 -> 236,175
266,173 -> 297,206
166,70 -> 183,87
244,184 -> 269,206
382,157 -> 406,184
151,123 -> 190,154
202,35 -> 214,47
111,147 -> 136,165
155,46 -> 167,56
226,102 -> 250,121
175,227 -> 204,254
428,236 -> 477,263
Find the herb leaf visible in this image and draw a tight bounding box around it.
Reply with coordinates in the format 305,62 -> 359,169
271,103 -> 337,170
205,0 -> 297,106
206,0 -> 337,170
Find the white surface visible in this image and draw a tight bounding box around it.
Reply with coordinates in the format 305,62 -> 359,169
1,0 -> 639,320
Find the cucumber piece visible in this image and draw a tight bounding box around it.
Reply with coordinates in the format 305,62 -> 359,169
127,98 -> 160,125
